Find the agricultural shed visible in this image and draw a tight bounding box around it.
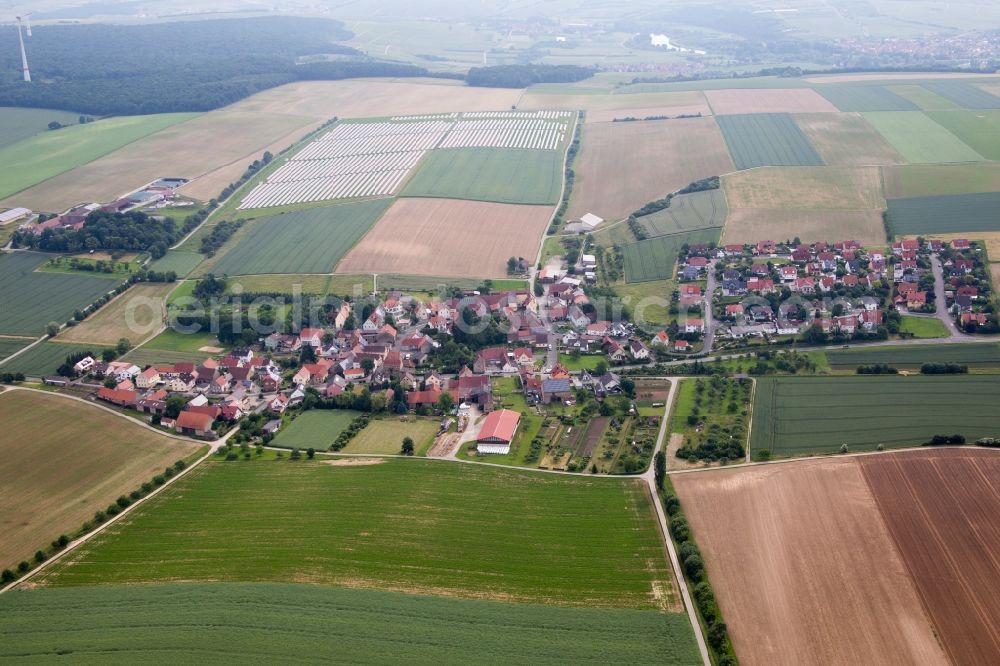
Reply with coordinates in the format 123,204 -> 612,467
476,409 -> 520,454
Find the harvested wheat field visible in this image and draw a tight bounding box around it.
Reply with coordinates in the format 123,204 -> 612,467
56,282 -> 171,346
795,113 -> 904,166
568,117 -> 733,222
673,458 -> 948,666
722,208 -> 886,245
724,166 -> 885,210
859,448 -> 1000,665
705,88 -> 838,115
0,389 -> 200,571
337,198 -> 551,279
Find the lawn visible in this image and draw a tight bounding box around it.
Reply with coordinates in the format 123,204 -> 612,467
825,342 -> 1000,369
0,112 -> 198,199
925,110 -> 1000,160
623,228 -> 721,283
0,252 -> 120,337
862,112 -> 985,163
921,82 -> 1000,109
0,341 -> 104,377
887,192 -> 1000,236
34,459 -> 679,611
899,316 -> 949,339
637,189 -> 727,237
141,328 -> 221,354
715,113 -> 825,169
402,148 -> 563,205
750,375 -> 1000,455
613,279 -> 675,327
814,85 -> 918,112
0,390 -> 200,572
55,283 -> 172,346
204,199 -> 392,276
271,410 -> 361,450
147,250 -> 204,277
559,352 -> 607,371
341,417 -> 440,455
0,107 -> 82,149
0,583 -> 701,665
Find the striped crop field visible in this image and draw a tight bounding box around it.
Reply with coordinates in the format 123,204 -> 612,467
815,85 -> 918,112
825,343 -> 1000,369
886,192 -> 1000,235
623,228 -> 722,283
637,189 -> 727,237
750,375 -> 1000,456
0,584 -> 701,664
862,112 -> 986,163
716,113 -> 824,169
239,113 -> 571,210
920,82 -> 1000,109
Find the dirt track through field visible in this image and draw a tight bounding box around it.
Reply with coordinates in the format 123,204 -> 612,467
336,198 -> 551,278
674,458 -> 947,666
859,448 -> 1000,665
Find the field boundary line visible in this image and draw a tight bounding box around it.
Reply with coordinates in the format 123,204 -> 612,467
0,399 -> 229,595
0,335 -> 45,369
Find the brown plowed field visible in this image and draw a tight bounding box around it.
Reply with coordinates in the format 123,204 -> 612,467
567,117 -> 734,222
336,198 -> 551,279
705,88 -> 838,115
674,458 -> 948,666
859,448 -> 1000,665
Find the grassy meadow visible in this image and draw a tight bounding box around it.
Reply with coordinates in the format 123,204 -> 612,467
402,148 -> 564,205
270,410 -> 361,450
0,113 -> 198,199
341,417 -> 440,455
0,583 -> 701,665
0,107 -> 83,149
34,459 -> 677,611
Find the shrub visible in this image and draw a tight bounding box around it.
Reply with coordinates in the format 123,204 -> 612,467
17,561 -> 30,573
34,550 -> 47,563
1,569 -> 14,583
684,554 -> 705,580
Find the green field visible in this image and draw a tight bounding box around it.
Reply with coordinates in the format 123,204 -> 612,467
925,110 -> 1000,160
0,107 -> 83,149
147,250 -> 204,277
716,113 -> 824,170
885,164 -> 1000,198
921,82 -> 1000,109
123,347 -> 211,367
342,417 -> 440,455
35,460 -> 677,610
402,148 -> 563,204
887,192 -> 1000,236
0,252 -> 118,337
623,228 -> 721,283
888,85 -> 964,111
862,112 -> 985,163
825,343 -> 1000,369
751,375 -> 1000,455
637,189 -> 727,237
0,113 -> 198,199
816,85 -> 918,112
0,337 -> 31,363
141,328 -> 220,354
899,316 -> 949,339
613,279 -> 675,327
222,273 -> 374,296
376,274 -> 526,293
206,199 -> 392,276
0,583 -> 700,665
0,341 -> 106,376
271,410 -> 361,450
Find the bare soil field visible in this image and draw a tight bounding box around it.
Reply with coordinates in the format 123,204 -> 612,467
795,113 -> 904,166
56,283 -> 171,346
238,78 -> 522,119
722,208 -> 886,245
674,459 -> 948,666
859,448 -> 1000,665
0,389 -> 200,570
705,89 -> 838,115
518,90 -> 708,119
568,117 -> 734,222
579,417 -> 609,458
723,166 -> 885,210
2,111 -> 317,212
336,198 -> 552,279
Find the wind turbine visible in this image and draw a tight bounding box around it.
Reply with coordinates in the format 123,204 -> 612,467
23,13 -> 32,37
15,16 -> 31,82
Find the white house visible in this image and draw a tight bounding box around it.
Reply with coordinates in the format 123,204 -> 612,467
73,356 -> 96,374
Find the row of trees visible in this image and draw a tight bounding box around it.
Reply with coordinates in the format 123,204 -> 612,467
466,64 -> 593,88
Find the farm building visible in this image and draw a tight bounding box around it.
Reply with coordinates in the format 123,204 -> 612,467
566,213 -> 605,234
0,207 -> 31,224
476,409 -> 521,455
